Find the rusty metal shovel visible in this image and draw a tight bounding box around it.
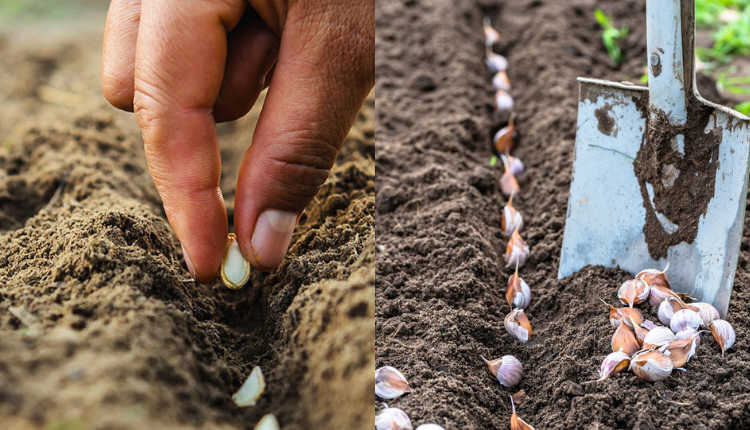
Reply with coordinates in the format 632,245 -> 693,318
559,0 -> 750,317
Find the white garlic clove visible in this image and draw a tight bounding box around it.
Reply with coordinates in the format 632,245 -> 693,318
375,366 -> 414,399
636,262 -> 671,289
501,194 -> 524,236
612,320 -> 639,356
493,71 -> 511,91
670,309 -> 702,333
642,326 -> 676,349
484,17 -> 501,46
602,299 -> 642,329
505,309 -> 533,343
629,350 -> 673,382
416,426 -> 445,430
648,284 -> 678,306
495,89 -> 514,111
507,154 -> 525,175
253,414 -> 280,430
506,262 -> 531,310
503,228 -> 529,268
687,302 -> 720,327
486,52 -> 508,73
657,296 -> 686,326
617,279 -> 650,307
510,395 -> 535,430
583,351 -> 631,384
221,233 -> 251,289
641,320 -> 658,330
376,405 -> 413,430
232,366 -> 265,407
482,354 -> 523,387
709,319 -> 736,357
500,169 -> 521,197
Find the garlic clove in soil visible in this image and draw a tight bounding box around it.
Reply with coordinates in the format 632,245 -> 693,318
416,426 -> 445,430
232,366 -> 265,407
617,278 -> 650,308
500,157 -> 521,197
642,326 -> 676,349
495,89 -> 515,111
648,284 -> 678,307
506,153 -> 525,176
629,349 -> 673,382
376,404 -> 413,430
687,302 -> 720,327
583,351 -> 631,384
220,233 -> 251,289
486,51 -> 509,73
493,70 -> 511,91
503,228 -> 530,268
501,193 -> 524,236
253,414 -> 280,430
629,316 -> 649,347
505,308 -> 533,343
612,320 -> 639,356
506,262 -> 531,310
658,296 -> 687,326
484,17 -> 501,46
636,262 -> 671,289
660,337 -> 698,368
670,309 -> 702,333
709,319 -> 736,357
602,299 -> 642,330
494,113 -> 516,154
375,366 -> 414,399
481,354 -> 523,387
510,395 -> 535,430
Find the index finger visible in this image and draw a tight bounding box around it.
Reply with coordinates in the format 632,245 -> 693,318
133,0 -> 245,282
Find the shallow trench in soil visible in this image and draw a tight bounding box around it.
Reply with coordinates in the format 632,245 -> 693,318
0,11 -> 374,430
375,0 -> 750,429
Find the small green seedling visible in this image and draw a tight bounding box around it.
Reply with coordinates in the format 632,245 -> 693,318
594,9 -> 629,64
736,101 -> 750,115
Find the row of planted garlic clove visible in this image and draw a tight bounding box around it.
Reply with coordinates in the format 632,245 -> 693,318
231,366 -> 281,430
588,265 -> 736,384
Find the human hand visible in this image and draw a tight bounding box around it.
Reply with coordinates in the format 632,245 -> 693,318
101,0 -> 374,283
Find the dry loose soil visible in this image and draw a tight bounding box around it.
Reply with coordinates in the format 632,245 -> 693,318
376,0 -> 750,429
0,9 -> 375,430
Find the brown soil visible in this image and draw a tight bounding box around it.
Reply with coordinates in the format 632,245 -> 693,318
0,9 -> 374,430
375,0 -> 750,429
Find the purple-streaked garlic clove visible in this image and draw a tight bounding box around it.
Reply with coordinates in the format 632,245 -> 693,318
375,366 -> 414,399
658,296 -> 687,326
642,326 -> 676,349
618,278 -> 650,307
636,262 -> 670,289
670,309 -> 702,333
376,405 -> 413,430
481,354 -> 523,387
688,302 -> 720,327
629,349 -> 673,382
486,51 -> 508,73
709,319 -> 736,357
583,351 -> 631,384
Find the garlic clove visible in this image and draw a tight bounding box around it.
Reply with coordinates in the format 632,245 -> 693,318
416,426 -> 445,430
503,228 -> 530,268
583,351 -> 631,384
641,320 -> 658,330
612,320 -> 639,356
642,326 -> 676,349
376,405 -> 413,430
506,262 -> 531,310
657,296 -> 687,326
486,52 -> 509,73
687,302 -> 720,327
493,116 -> 516,154
660,337 -> 697,368
501,193 -> 524,236
507,154 -> 525,175
629,316 -> 649,347
602,299 -> 643,329
629,349 -> 673,382
484,17 -> 501,46
253,414 -> 280,430
221,233 -> 251,289
481,354 -> 523,387
709,319 -> 736,357
670,309 -> 702,333
493,70 -> 511,91
505,309 -> 533,343
648,285 -> 678,306
495,89 -> 515,111
510,395 -> 535,430
636,262 -> 671,289
232,366 -> 265,407
375,366 -> 414,399
617,279 -> 650,307
500,154 -> 521,197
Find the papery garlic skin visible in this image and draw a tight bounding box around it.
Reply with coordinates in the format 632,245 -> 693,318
376,405 -> 413,430
660,337 -> 697,368
375,366 -> 414,399
658,297 -> 686,326
510,395 -> 535,430
486,52 -> 508,73
505,309 -> 533,343
710,319 -> 736,357
604,301 -> 642,330
500,169 -> 521,197
670,309 -> 702,333
688,302 -> 720,327
642,326 -> 676,349
618,279 -> 650,307
502,204 -> 524,236
648,285 -> 677,306
629,316 -> 649,346
483,355 -> 523,387
612,320 -> 639,356
629,350 -> 673,382
503,228 -> 529,268
253,414 -> 280,430
636,263 -> 670,289
494,123 -> 515,154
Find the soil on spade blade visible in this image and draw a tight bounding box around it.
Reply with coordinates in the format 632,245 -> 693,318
375,0 -> 750,429
0,10 -> 374,430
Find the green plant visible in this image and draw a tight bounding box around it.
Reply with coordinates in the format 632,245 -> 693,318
594,9 -> 629,64
735,101 -> 750,114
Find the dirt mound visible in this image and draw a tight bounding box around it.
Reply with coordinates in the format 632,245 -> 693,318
0,13 -> 374,430
375,0 -> 749,429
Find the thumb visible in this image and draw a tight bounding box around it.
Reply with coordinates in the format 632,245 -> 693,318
234,0 -> 374,270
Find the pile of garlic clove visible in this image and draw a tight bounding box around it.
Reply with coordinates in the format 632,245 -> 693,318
588,263 -> 736,384
374,367 -> 445,429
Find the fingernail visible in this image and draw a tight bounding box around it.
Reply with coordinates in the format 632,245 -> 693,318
181,244 -> 196,279
251,209 -> 297,268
